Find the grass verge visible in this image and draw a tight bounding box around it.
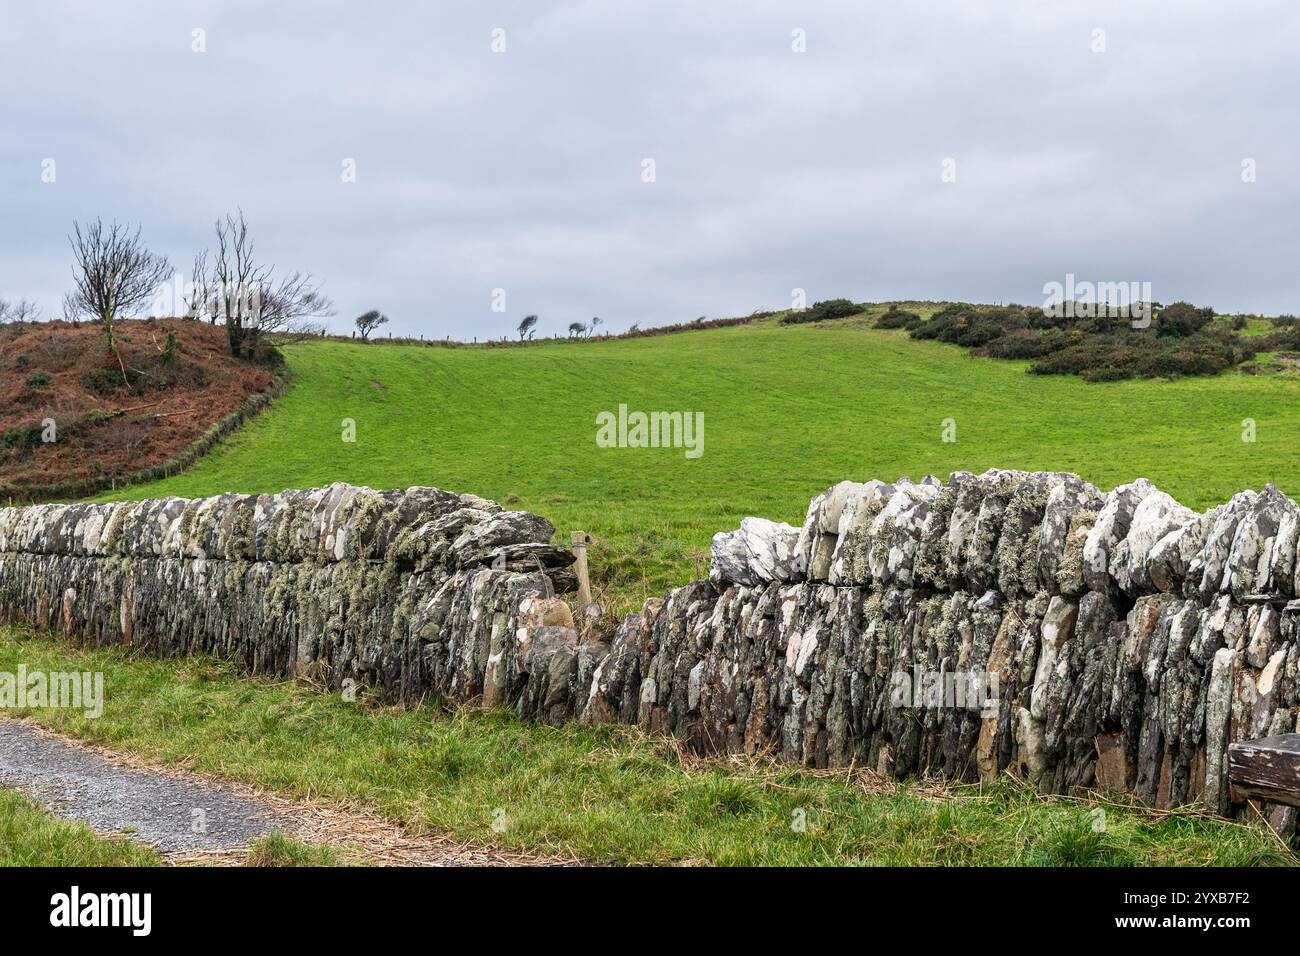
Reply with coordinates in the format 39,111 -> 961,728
0,788 -> 356,867
0,789 -> 160,866
0,626 -> 1291,867
244,833 -> 351,867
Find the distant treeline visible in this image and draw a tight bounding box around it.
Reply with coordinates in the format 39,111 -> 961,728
322,312 -> 775,349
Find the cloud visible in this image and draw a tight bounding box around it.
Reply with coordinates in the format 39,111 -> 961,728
2,0 -> 1297,337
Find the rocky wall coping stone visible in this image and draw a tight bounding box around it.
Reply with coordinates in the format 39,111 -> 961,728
0,483 -> 560,569
709,471 -> 1300,607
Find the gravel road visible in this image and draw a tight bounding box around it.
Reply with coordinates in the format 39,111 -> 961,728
0,718 -> 288,852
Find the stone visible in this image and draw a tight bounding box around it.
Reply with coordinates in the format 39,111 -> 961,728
868,483 -> 940,588
1188,491 -> 1256,601
1224,485 -> 1297,600
1117,491 -> 1195,595
449,510 -> 557,567
1094,732 -> 1133,792
710,528 -> 758,587
1147,505 -> 1221,593
794,480 -> 875,582
736,517 -> 802,583
1082,479 -> 1157,593
827,481 -> 896,585
1029,596 -> 1078,720
1203,647 -> 1237,814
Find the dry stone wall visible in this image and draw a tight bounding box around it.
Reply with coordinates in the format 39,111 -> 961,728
624,468 -> 1298,828
0,483 -> 579,707
1,470 -> 1297,827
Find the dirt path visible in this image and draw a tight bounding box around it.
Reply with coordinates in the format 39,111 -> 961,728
0,718 -> 580,866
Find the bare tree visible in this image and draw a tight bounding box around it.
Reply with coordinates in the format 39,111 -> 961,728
355,309 -> 389,340
244,271 -> 333,355
210,210 -> 333,358
15,299 -> 41,322
212,210 -> 262,356
589,316 -> 602,337
67,219 -> 172,375
518,314 -> 538,340
59,292 -> 84,327
567,321 -> 587,339
0,298 -> 41,324
184,250 -> 217,321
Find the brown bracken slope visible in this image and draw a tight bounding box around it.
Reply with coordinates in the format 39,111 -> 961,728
0,319 -> 274,502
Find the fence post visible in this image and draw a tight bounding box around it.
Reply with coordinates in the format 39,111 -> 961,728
571,531 -> 592,605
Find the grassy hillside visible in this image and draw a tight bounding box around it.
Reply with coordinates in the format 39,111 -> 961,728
103,308 -> 1300,610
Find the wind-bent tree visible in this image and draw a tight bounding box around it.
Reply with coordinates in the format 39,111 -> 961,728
517,314 -> 538,340
589,316 -> 602,337
355,309 -> 389,340
244,271 -> 333,356
67,219 -> 172,373
567,321 -> 587,339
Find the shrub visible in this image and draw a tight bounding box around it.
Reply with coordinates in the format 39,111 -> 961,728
1257,325 -> 1300,351
25,371 -> 52,389
1155,301 -> 1214,338
1028,346 -> 1096,377
978,329 -> 1062,360
911,300 -> 1251,382
82,367 -> 140,395
912,305 -> 1021,348
874,305 -> 921,330
780,298 -> 861,325
1079,365 -> 1134,382
0,425 -> 43,451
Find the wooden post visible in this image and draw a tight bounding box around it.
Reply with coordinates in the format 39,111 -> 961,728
1229,734 -> 1300,808
571,531 -> 592,605
62,588 -> 76,640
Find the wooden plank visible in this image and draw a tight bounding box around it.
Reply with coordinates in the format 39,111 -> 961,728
1228,734 -> 1300,808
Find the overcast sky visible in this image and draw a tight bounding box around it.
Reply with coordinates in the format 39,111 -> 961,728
2,1 -> 1297,338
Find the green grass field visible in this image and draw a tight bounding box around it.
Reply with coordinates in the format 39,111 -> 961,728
102,308 -> 1300,611
1,627 -> 1289,867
